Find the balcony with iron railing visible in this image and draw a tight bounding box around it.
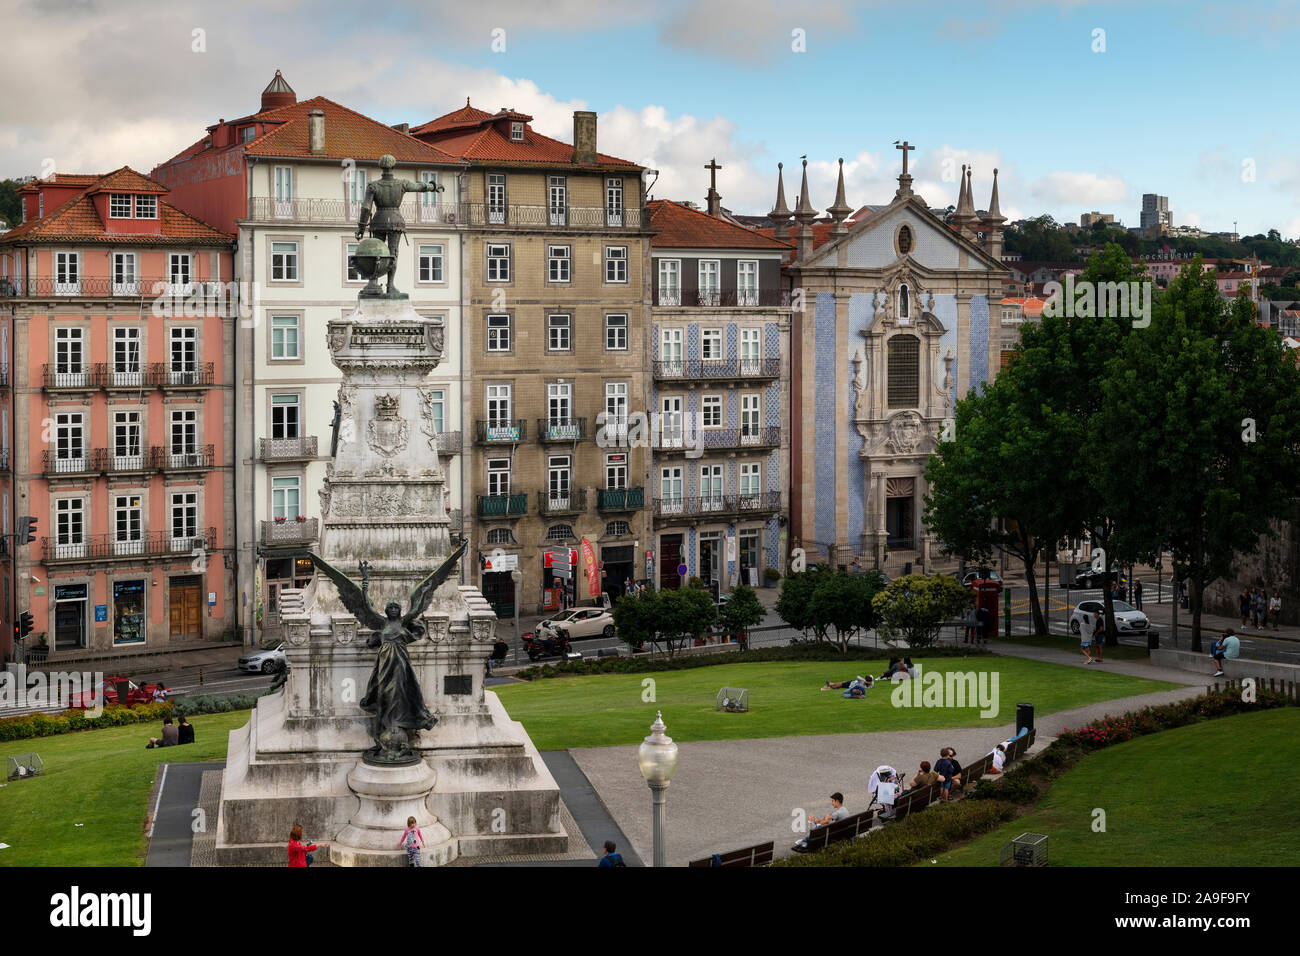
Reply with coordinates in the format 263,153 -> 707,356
536,417 -> 587,442
42,528 -> 216,565
245,197 -> 644,230
42,362 -> 215,390
260,517 -> 319,546
152,445 -> 215,471
596,486 -> 645,512
41,446 -> 217,477
2,277 -> 211,299
654,426 -> 781,454
652,491 -> 782,523
474,419 -> 527,444
478,493 -> 528,518
652,358 -> 780,382
537,488 -> 587,516
260,436 -> 319,461
652,287 -> 791,308
42,448 -> 106,478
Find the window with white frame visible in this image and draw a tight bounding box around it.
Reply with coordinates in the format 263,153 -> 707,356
171,492 -> 199,546
426,389 -> 445,434
170,410 -> 199,462
660,395 -> 683,447
54,251 -> 80,295
701,328 -> 723,362
348,168 -> 368,217
606,178 -> 624,225
546,383 -> 572,427
738,259 -> 759,305
701,393 -> 722,428
486,314 -> 510,351
605,520 -> 630,537
134,195 -> 157,219
547,314 -> 571,352
271,393 -> 300,440
56,497 -> 86,556
170,327 -> 197,382
511,121 -> 525,142
740,328 -> 762,374
657,259 -> 680,305
487,458 -> 511,497
605,313 -> 627,350
112,412 -> 143,468
113,327 -> 142,385
114,494 -> 144,554
698,260 -> 720,304
739,528 -> 760,571
486,243 -> 510,282
548,245 -> 570,282
486,384 -> 511,426
270,242 -> 298,281
660,328 -> 683,374
547,455 -> 571,506
739,462 -> 762,500
271,476 -> 301,520
604,382 -> 627,432
659,466 -> 683,512
548,176 -> 566,225
418,244 -> 444,282
112,252 -> 139,294
418,171 -> 440,218
168,253 -> 193,291
55,413 -> 86,470
740,394 -> 761,441
605,246 -> 627,283
487,173 -> 506,224
271,315 -> 301,359
54,327 -> 85,384
109,194 -> 132,218
273,166 -> 294,216
700,464 -> 724,510
346,242 -> 362,282
605,453 -> 627,490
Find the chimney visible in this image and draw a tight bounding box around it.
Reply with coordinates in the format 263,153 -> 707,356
573,111 -> 597,165
391,122 -> 409,134
260,69 -> 296,112
308,109 -> 325,155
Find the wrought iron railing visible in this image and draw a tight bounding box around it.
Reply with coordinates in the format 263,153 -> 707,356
43,528 -> 216,564
537,489 -> 587,515
652,287 -> 791,307
652,491 -> 781,520
478,493 -> 528,517
474,420 -> 526,443
652,358 -> 780,381
260,436 -> 318,460
597,487 -> 645,511
536,417 -> 587,442
261,517 -> 319,545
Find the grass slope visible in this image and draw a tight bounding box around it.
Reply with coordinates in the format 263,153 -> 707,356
929,708 -> 1300,866
0,710 -> 251,867
494,657 -> 1180,750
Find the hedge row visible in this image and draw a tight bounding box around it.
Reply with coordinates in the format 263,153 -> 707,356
513,642 -> 992,680
1057,687 -> 1297,751
772,799 -> 1018,867
172,693 -> 262,716
0,702 -> 174,742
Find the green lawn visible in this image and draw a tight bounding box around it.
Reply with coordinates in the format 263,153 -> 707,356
928,708 -> 1300,866
0,710 -> 252,867
494,657 -> 1180,750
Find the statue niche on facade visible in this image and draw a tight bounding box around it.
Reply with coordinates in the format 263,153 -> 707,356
308,541 -> 468,765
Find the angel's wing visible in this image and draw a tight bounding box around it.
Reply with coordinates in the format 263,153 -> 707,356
403,540 -> 468,626
308,552 -> 386,631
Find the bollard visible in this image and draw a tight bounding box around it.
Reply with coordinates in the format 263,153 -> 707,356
199,667 -> 205,686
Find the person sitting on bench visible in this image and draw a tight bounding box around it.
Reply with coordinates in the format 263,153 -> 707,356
792,792 -> 848,851
909,760 -> 940,790
988,743 -> 1008,774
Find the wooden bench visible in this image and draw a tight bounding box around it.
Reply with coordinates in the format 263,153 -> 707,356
886,780 -> 939,822
687,840 -> 775,868
795,807 -> 878,853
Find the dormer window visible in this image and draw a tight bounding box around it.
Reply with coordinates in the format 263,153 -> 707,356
510,122 -> 524,142
110,194 -> 133,218
38,194 -> 44,219
242,126 -> 255,142
135,195 -> 157,219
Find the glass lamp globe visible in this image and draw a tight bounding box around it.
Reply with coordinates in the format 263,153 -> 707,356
637,711 -> 679,785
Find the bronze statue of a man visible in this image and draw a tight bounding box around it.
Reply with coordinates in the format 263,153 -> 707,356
354,154 -> 443,297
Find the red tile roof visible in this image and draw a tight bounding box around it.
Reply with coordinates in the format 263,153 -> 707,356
648,200 -> 793,250
0,167 -> 232,246
412,104 -> 639,170
241,96 -> 458,164
85,167 -> 169,195
18,173 -> 101,194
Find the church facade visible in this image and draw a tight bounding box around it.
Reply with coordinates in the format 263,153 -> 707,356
779,151 -> 1009,573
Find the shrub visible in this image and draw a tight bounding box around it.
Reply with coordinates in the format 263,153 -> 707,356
1058,688 -> 1296,751
763,568 -> 781,582
174,693 -> 261,716
0,701 -> 174,741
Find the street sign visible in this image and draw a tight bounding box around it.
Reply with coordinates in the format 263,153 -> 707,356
677,563 -> 688,577
484,553 -> 518,572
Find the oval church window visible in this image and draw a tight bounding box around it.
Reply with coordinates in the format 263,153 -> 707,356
897,224 -> 913,254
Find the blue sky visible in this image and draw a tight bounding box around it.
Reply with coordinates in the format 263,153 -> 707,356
5,0 -> 1298,236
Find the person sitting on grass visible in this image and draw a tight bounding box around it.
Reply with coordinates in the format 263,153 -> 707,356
879,657 -> 905,680
177,714 -> 195,745
792,792 -> 848,851
822,675 -> 873,697
147,717 -> 178,749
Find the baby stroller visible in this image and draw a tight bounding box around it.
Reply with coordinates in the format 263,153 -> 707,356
867,765 -> 901,820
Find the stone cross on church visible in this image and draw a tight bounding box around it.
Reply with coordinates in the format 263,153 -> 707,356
705,157 -> 722,216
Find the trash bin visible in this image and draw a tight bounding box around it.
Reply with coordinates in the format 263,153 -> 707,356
903,562 -> 913,575
1016,702 -> 1034,735
1146,629 -> 1159,650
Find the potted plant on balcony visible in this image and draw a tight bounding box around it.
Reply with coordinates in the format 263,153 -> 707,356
295,514 -> 307,523
274,516 -> 287,524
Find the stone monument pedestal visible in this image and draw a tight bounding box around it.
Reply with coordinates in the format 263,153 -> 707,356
330,760 -> 457,867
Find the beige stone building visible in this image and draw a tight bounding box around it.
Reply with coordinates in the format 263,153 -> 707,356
412,104 -> 651,614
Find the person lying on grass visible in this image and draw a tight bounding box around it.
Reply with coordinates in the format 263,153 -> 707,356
822,675 -> 873,697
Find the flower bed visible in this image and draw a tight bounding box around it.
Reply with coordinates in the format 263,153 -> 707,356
1058,688 -> 1295,751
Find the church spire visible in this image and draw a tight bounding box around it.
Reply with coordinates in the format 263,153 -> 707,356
828,158 -> 853,235
794,158 -> 817,261
952,163 -> 976,238
984,167 -> 1003,224
981,167 -> 1005,259
768,162 -> 792,238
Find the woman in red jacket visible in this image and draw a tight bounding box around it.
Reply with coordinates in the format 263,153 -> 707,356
287,824 -> 324,867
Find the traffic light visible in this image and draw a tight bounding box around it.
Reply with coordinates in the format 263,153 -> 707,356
17,515 -> 37,545
18,610 -> 33,641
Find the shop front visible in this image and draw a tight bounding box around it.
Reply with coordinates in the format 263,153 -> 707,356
54,583 -> 89,651
112,579 -> 146,646
600,544 -> 634,601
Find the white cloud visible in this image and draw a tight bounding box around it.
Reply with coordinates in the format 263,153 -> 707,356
1029,171 -> 1129,206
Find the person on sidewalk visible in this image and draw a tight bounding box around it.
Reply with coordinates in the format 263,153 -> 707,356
598,840 -> 626,867
1091,613 -> 1105,663
1079,612 -> 1095,664
398,816 -> 424,867
1253,588 -> 1266,630
1239,587 -> 1251,626
1133,579 -> 1143,610
1270,591 -> 1282,630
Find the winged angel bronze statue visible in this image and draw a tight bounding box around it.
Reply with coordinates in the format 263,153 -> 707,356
309,541 -> 468,765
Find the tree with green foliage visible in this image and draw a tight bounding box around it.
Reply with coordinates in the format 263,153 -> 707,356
0,179 -> 22,230
871,574 -> 972,649
613,589 -> 660,653
776,566 -> 885,650
717,584 -> 765,645
1094,260 -> 1300,650
1004,214 -> 1076,261
613,587 -> 716,658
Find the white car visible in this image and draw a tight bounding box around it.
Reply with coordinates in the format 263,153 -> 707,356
536,607 -> 617,642
238,642 -> 287,673
1069,600 -> 1150,635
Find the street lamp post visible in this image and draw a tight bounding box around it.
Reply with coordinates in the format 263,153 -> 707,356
637,711 -> 679,867
511,568 -> 522,651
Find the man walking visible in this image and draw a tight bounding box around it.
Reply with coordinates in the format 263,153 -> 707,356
1133,579 -> 1143,610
